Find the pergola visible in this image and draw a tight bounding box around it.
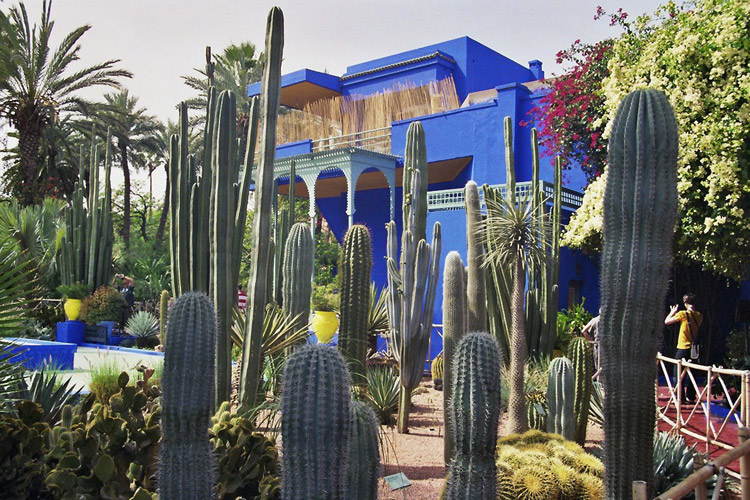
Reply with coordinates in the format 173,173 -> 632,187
269,147 -> 401,229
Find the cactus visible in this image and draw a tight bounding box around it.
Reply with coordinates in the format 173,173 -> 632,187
339,224 -> 372,385
159,292 -> 216,499
281,345 -> 351,500
464,181 -> 486,332
386,121 -> 442,433
348,400 -> 380,500
431,353 -> 444,388
58,131 -> 114,290
159,290 -> 169,344
443,332 -> 501,500
511,465 -> 560,500
600,89 -> 678,498
281,222 -> 314,344
525,391 -> 548,431
547,357 -> 575,441
239,6 -> 285,411
569,337 -> 593,445
272,161 -> 297,306
442,250 -> 466,464
484,123 -> 562,363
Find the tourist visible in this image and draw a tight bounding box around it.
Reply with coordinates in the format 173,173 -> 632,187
582,308 -> 601,369
665,293 -> 703,403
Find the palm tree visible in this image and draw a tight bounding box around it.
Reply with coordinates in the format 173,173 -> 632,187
483,191 -> 551,434
0,1 -> 131,205
96,89 -> 163,248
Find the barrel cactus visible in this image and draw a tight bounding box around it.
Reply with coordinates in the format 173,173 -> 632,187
281,222 -> 314,343
547,357 -> 575,441
431,353 -> 444,390
443,332 -> 502,500
600,89 -> 678,497
569,337 -> 593,445
159,292 -> 216,499
347,400 -> 380,500
338,224 -> 372,385
281,345 -> 351,499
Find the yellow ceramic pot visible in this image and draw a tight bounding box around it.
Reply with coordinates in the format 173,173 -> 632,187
312,311 -> 338,343
64,298 -> 82,321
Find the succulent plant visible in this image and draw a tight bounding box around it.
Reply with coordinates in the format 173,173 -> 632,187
281,344 -> 351,499
600,89 -> 678,497
159,290 -> 169,342
442,250 -> 466,463
347,400 -> 380,500
569,337 -> 593,445
281,222 -> 314,346
431,353 -> 444,390
547,357 -> 575,441
125,311 -> 159,338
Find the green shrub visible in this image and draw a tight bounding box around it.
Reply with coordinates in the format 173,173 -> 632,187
556,298 -> 594,355
311,282 -> 339,312
80,286 -> 128,324
0,401 -> 51,499
56,282 -> 89,300
88,359 -> 123,404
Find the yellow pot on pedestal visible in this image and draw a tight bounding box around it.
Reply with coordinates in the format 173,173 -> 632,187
64,299 -> 82,321
312,311 -> 338,343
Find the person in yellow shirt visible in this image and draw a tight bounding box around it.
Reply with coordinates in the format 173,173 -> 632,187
665,293 -> 703,403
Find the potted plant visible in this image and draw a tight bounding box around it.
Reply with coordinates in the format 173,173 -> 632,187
125,311 -> 159,348
80,286 -> 129,343
57,283 -> 89,321
311,283 -> 340,343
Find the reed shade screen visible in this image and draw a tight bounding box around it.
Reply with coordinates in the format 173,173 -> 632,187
274,76 -> 460,148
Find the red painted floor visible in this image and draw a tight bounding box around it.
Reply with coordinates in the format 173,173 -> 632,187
657,385 -> 742,474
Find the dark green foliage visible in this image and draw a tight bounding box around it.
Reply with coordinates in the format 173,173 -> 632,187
80,286 -> 128,324
339,224 -> 372,385
444,332 -> 502,500
57,283 -> 89,300
348,400 -> 380,500
7,364 -> 81,425
600,89 -> 679,498
0,401 -> 50,500
211,403 -> 281,500
570,337 -> 593,445
281,345 -> 351,499
547,357 -> 575,441
556,299 -> 594,355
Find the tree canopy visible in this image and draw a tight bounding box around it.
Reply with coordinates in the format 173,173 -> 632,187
562,0 -> 750,281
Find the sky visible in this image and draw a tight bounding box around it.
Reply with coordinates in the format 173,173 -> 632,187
6,0 -> 659,194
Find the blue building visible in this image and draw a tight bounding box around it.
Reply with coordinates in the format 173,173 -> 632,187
250,36 -> 600,326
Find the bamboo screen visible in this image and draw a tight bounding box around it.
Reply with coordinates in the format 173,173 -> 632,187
275,76 -> 460,147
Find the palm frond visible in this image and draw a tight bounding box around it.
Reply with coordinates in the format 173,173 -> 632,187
0,238 -> 39,336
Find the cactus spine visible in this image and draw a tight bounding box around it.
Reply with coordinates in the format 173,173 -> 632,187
58,131 -> 114,290
464,181 -> 486,332
281,222 -> 313,342
159,292 -> 217,499
159,290 -> 169,344
569,337 -> 593,445
339,224 -> 372,385
237,7 -> 283,411
281,345 -> 351,499
348,400 -> 380,500
386,121 -> 442,434
443,332 -> 502,500
547,357 -> 575,440
600,89 -> 678,498
442,250 -> 466,464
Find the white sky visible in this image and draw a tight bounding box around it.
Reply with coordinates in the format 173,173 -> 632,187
6,0 -> 658,196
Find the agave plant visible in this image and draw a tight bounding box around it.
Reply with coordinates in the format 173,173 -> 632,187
589,380 -> 605,426
125,311 -> 159,338
6,362 -> 81,424
231,304 -> 309,357
364,365 -> 401,425
652,431 -> 713,496
368,283 -> 389,340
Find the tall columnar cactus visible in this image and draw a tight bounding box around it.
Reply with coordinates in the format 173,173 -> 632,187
464,181 -> 486,332
159,290 -> 169,344
600,89 -> 678,498
443,332 -> 502,500
442,250 -> 466,464
348,400 -> 380,500
58,132 -> 114,290
159,292 -> 216,499
238,7 -> 284,411
281,222 -> 313,342
386,121 -> 442,433
281,345 -> 351,499
547,357 -> 575,441
569,336 -> 593,445
339,224 -> 372,385
485,122 -> 561,362
272,160 -> 296,306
